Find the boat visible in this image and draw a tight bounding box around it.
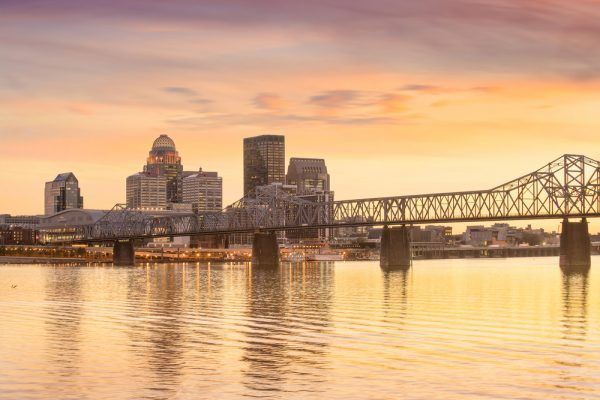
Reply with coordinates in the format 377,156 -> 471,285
305,253 -> 344,261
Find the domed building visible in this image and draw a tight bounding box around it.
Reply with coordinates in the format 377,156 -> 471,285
144,134 -> 183,203
126,134 -> 223,217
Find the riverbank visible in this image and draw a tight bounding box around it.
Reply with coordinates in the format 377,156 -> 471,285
0,256 -> 110,265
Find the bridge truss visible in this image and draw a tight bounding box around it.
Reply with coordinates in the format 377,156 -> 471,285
52,154 -> 600,243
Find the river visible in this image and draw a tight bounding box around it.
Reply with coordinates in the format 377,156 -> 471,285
0,258 -> 598,399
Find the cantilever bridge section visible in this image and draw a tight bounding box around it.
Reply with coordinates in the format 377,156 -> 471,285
41,154 -> 599,270
47,154 -> 600,243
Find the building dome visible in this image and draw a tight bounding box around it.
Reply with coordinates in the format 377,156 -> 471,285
152,134 -> 176,151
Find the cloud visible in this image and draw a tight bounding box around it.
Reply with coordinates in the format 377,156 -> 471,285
469,86 -> 500,93
309,90 -> 358,112
253,92 -> 287,111
3,1 -> 600,80
400,84 -> 440,92
165,111 -> 403,127
162,87 -> 211,107
189,98 -> 212,105
376,94 -> 409,113
162,86 -> 198,96
67,102 -> 96,115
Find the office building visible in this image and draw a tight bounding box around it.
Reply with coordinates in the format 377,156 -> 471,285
243,134 -> 285,195
0,227 -> 37,245
44,172 -> 84,215
182,169 -> 223,212
126,173 -> 167,210
144,134 -> 183,203
286,157 -> 330,195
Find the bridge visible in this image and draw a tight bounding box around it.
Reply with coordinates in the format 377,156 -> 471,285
43,154 -> 599,270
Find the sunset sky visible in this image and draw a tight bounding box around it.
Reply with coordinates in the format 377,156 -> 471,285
1,1 -> 600,230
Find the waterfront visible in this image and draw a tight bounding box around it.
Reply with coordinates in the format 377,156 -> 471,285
1,259 -> 599,399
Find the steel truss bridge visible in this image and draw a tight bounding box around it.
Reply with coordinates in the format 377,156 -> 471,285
53,154 -> 600,243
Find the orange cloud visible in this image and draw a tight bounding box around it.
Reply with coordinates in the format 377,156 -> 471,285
253,93 -> 287,111
377,94 -> 410,113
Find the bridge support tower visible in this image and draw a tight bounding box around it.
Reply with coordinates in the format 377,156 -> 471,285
560,218 -> 591,272
113,239 -> 135,266
380,225 -> 411,270
252,231 -> 279,268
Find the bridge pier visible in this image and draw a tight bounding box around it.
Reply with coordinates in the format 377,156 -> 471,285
113,239 -> 135,266
380,225 -> 411,270
252,231 -> 279,268
560,218 -> 591,272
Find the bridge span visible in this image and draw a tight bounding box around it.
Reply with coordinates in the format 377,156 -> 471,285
42,154 -> 599,271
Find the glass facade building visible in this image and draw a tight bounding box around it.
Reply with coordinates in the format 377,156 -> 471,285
44,172 -> 83,216
243,135 -> 285,195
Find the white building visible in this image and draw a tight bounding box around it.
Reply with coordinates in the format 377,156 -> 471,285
182,169 -> 223,212
126,173 -> 167,210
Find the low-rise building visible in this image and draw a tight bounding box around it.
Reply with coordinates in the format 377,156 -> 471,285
0,214 -> 42,229
39,209 -> 108,243
0,227 -> 38,245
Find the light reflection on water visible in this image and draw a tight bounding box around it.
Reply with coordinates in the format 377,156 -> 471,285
0,259 -> 599,399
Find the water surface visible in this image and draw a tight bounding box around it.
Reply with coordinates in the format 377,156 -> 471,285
0,258 -> 599,399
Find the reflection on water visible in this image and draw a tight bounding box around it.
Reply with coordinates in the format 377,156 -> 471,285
382,269 -> 409,322
242,265 -> 332,395
44,266 -> 83,392
0,259 -> 599,399
556,269 -> 591,394
126,266 -> 186,399
561,270 -> 589,341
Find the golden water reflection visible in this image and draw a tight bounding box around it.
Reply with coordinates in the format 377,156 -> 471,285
0,259 -> 599,399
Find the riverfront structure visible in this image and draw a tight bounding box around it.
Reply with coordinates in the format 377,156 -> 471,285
243,135 -> 285,195
43,154 -> 599,272
44,172 -> 83,215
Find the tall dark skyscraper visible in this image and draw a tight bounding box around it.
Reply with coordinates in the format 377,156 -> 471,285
243,134 -> 285,195
44,172 -> 83,215
143,134 -> 183,203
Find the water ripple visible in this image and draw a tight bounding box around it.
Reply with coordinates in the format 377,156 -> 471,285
0,259 -> 599,399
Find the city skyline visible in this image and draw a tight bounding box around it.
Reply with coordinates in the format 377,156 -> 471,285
0,132 -> 596,233
2,1 -> 600,232
2,4 -> 599,398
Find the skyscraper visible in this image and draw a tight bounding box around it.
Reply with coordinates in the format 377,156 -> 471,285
182,169 -> 223,212
126,173 -> 167,210
144,134 -> 183,203
243,134 -> 285,195
286,157 -> 330,195
44,172 -> 83,215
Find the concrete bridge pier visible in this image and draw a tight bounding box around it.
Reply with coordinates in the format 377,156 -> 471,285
252,231 -> 280,268
380,225 -> 411,270
113,239 -> 135,266
560,218 -> 591,271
